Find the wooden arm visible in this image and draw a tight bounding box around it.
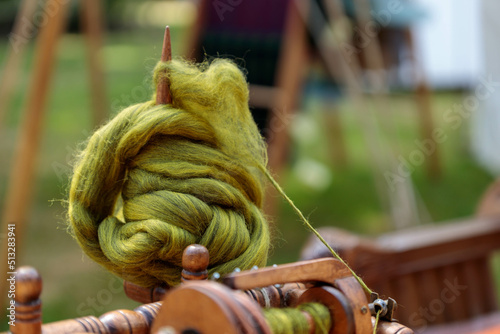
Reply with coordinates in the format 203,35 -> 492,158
222,258 -> 351,289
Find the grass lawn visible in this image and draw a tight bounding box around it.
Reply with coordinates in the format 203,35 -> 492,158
0,26 -> 496,330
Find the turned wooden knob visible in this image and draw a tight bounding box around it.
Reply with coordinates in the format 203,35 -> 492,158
16,266 -> 42,303
11,266 -> 42,334
181,244 -> 209,281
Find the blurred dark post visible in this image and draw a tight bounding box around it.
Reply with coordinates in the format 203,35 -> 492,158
405,29 -> 441,180
0,0 -> 38,129
353,0 -> 440,180
81,0 -> 109,126
324,108 -> 348,169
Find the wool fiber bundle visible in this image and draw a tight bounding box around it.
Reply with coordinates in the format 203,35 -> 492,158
68,59 -> 270,287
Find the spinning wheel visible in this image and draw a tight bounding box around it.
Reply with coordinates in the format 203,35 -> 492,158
9,244 -> 413,334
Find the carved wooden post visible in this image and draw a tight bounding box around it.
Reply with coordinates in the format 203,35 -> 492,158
10,266 -> 42,334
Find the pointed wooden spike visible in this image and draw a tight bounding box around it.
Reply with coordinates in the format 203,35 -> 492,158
156,26 -> 172,105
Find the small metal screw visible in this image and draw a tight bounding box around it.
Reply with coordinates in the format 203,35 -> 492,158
252,265 -> 259,270
272,264 -> 278,268
361,306 -> 368,314
211,272 -> 220,280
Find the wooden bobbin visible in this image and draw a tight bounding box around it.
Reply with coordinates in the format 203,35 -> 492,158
181,244 -> 209,282
10,266 -> 42,334
299,285 -> 354,334
124,279 -> 306,308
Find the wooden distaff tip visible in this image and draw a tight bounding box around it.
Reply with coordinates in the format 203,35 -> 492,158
156,26 -> 172,105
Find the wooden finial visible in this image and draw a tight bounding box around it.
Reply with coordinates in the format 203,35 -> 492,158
181,244 -> 209,282
155,26 -> 172,105
10,266 -> 42,334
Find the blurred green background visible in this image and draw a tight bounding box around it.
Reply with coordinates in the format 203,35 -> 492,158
0,0 -> 497,331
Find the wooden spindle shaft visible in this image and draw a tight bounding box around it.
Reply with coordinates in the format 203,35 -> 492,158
155,26 -> 172,105
244,283 -> 306,308
181,244 -> 209,282
301,311 -> 316,334
124,280 -> 307,310
372,319 -> 414,334
42,316 -> 107,333
134,302 -> 163,328
41,302 -> 162,333
123,279 -> 305,308
80,0 -> 108,126
10,266 -> 42,334
99,309 -> 150,333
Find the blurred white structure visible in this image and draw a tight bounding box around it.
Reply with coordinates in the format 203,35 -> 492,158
412,0 -> 500,175
413,0 -> 482,88
471,0 -> 500,176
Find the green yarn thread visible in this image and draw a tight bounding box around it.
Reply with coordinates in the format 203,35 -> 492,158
263,302 -> 331,334
259,165 -> 373,295
68,59 -> 270,287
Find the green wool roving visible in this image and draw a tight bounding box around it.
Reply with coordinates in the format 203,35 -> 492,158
263,302 -> 332,334
68,59 -> 270,287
